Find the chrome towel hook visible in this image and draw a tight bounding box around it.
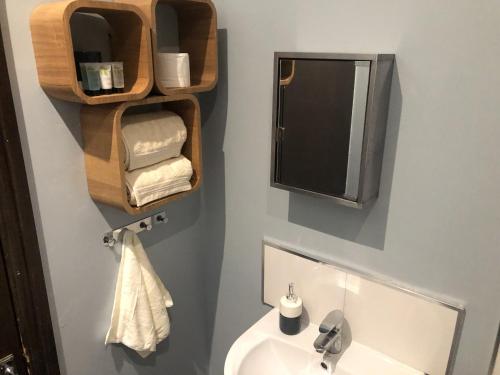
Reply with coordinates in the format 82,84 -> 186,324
103,211 -> 168,247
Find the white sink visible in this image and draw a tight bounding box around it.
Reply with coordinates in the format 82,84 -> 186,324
225,309 -> 424,375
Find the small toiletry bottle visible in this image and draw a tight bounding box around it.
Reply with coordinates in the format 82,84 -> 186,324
111,62 -> 125,93
279,283 -> 302,335
99,64 -> 113,95
78,52 -> 102,96
75,51 -> 101,90
83,63 -> 102,96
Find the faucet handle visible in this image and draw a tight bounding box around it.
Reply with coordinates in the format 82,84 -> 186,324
319,310 -> 344,333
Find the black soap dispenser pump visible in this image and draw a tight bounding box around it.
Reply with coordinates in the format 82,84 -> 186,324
279,283 -> 303,335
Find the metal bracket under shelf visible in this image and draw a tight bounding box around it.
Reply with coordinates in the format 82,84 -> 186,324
103,211 -> 168,247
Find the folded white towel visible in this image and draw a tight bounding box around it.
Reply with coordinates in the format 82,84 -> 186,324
126,155 -> 193,207
105,230 -> 173,358
122,110 -> 187,171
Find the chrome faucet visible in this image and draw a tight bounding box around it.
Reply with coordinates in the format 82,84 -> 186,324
313,310 -> 344,355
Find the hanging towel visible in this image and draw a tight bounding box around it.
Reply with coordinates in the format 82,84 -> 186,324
126,155 -> 193,207
105,230 -> 173,357
122,110 -> 187,171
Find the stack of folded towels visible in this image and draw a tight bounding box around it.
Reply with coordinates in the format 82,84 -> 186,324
122,110 -> 193,207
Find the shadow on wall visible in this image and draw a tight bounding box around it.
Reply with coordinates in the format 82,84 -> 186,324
109,339 -> 170,370
287,63 -> 402,251
43,29 -> 229,375
47,87 -> 205,237
198,28 -> 228,366
109,335 -> 206,375
48,96 -> 203,236
42,7 -> 204,232
106,28 -> 229,374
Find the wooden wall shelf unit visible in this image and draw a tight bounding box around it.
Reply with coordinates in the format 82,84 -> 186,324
81,95 -> 202,215
30,0 -> 153,105
119,0 -> 218,95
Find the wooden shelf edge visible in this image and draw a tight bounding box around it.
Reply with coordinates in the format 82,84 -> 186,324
81,94 -> 202,216
153,79 -> 218,96
30,0 -> 154,105
120,0 -> 218,98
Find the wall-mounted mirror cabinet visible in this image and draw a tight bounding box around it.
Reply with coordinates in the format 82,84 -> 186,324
270,53 -> 394,208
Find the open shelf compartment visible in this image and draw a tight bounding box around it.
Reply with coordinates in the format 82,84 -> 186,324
120,0 -> 218,95
81,95 -> 202,215
30,0 -> 153,105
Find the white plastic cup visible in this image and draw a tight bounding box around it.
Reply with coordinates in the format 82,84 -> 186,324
157,52 -> 191,88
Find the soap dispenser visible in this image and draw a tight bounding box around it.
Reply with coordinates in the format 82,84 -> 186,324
279,283 -> 303,335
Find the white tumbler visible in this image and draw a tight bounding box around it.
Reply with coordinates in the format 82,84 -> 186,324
156,52 -> 191,88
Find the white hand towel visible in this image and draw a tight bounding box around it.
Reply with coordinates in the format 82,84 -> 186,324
105,230 -> 173,357
126,155 -> 193,207
122,110 -> 187,171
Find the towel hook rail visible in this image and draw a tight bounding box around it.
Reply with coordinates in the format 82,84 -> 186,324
103,211 -> 168,247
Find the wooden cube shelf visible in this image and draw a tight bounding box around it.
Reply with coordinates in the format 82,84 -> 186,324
120,0 -> 218,95
30,0 -> 153,105
81,95 -> 202,215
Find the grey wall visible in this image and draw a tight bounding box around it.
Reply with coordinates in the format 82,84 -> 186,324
2,0 -> 500,375
204,0 -> 500,374
1,1 -> 211,374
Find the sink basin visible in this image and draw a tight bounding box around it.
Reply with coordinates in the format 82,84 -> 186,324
225,309 -> 424,375
239,337 -> 327,375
